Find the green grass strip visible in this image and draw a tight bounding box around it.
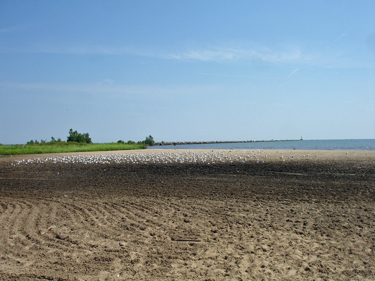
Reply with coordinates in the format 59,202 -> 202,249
0,142 -> 147,155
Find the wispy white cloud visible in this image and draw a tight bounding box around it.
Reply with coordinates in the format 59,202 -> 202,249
0,81 -> 211,99
0,81 -> 248,106
163,49 -> 239,61
1,42 -> 372,69
277,68 -> 300,88
103,79 -> 114,85
0,25 -> 28,33
334,33 -> 348,42
287,68 -> 299,79
0,41 -> 310,64
0,81 -> 136,96
34,45 -> 149,56
0,43 -> 156,57
163,47 -> 305,64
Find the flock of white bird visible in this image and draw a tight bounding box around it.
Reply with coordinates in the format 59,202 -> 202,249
10,150 -> 318,166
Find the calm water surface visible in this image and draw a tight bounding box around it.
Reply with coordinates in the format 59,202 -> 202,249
153,139 -> 375,150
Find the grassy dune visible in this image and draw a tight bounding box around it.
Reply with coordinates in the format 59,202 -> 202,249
0,142 -> 147,155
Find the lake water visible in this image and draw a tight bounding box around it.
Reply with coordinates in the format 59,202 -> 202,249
152,139 -> 375,150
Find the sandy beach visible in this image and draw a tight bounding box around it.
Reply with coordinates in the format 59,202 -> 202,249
0,149 -> 374,280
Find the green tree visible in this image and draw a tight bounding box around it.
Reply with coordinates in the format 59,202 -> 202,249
67,129 -> 92,143
144,135 -> 155,146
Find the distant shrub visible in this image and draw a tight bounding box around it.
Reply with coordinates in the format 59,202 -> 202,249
30,140 -> 40,144
127,140 -> 136,145
144,135 -> 155,146
27,137 -> 64,145
50,136 -> 62,143
67,129 -> 92,144
117,140 -> 125,144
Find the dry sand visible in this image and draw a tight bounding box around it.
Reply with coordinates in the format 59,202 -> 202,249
0,149 -> 374,280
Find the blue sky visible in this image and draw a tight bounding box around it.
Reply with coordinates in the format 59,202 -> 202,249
1,0 -> 374,144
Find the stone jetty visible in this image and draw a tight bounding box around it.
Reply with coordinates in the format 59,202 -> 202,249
154,139 -> 302,146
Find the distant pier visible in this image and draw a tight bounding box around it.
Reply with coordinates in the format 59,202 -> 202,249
154,139 -> 302,146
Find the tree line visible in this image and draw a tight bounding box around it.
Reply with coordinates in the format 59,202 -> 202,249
26,129 -> 155,146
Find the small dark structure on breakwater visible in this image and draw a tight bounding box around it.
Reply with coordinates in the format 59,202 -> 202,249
154,139 -> 302,146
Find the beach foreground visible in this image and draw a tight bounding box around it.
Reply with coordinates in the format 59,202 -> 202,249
0,149 -> 374,280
